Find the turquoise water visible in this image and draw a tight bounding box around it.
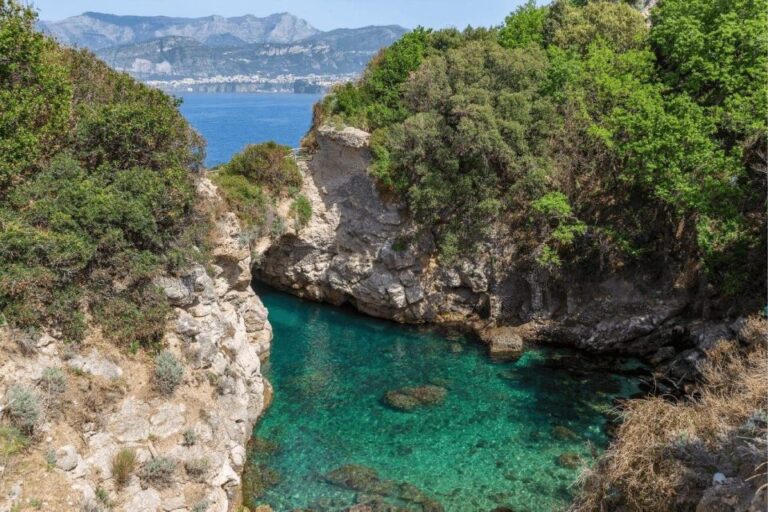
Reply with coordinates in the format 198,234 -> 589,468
248,287 -> 643,512
177,93 -> 322,167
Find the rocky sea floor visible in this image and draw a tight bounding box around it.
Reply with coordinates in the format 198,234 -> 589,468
246,287 -> 644,512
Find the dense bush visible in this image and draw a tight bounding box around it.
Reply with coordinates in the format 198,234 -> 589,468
154,351 -> 184,395
223,142 -> 301,193
318,0 -> 767,297
184,457 -> 210,481
213,141 -> 302,229
0,1 -> 206,345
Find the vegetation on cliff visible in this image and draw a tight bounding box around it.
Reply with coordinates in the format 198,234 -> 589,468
317,0 -> 767,300
212,141 -> 310,234
0,0 -> 206,346
573,316 -> 768,512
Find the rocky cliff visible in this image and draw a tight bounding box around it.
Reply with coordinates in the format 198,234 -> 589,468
256,126 -> 742,381
0,178 -> 271,512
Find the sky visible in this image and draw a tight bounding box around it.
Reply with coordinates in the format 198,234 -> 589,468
27,0 -> 526,31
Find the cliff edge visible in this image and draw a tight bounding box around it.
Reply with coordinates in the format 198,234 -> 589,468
0,178 -> 272,512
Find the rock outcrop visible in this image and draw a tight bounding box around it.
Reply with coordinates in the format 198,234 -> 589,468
256,125 -> 712,367
0,177 -> 271,512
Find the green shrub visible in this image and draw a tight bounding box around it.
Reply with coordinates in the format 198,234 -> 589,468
190,500 -> 210,512
290,195 -> 312,229
111,447 -> 137,488
181,428 -> 197,447
224,142 -> 302,194
0,426 -> 29,457
0,2 -> 205,347
93,286 -> 171,348
139,456 -> 176,488
154,351 -> 184,395
184,457 -> 209,481
40,367 -> 66,394
210,172 -> 267,228
45,447 -> 56,469
4,385 -> 41,434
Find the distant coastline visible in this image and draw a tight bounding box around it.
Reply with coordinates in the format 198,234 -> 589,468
147,73 -> 352,94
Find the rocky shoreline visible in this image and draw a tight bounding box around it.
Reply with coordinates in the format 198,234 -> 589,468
255,125 -> 744,390
0,178 -> 272,512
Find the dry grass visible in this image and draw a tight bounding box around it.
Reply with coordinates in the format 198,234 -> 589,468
571,316 -> 768,512
111,448 -> 136,488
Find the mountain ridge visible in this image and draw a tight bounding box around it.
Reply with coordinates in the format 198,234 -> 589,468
38,12 -> 409,84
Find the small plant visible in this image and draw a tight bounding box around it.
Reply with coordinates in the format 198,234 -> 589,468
269,216 -> 286,238
290,194 -> 312,229
154,351 -> 184,395
95,486 -> 110,506
191,500 -> 210,512
29,499 -> 42,509
40,367 -> 67,395
181,428 -> 197,447
184,457 -> 209,481
46,448 -> 57,470
111,448 -> 136,488
139,456 -> 176,488
81,499 -> 105,512
0,426 -> 29,458
14,329 -> 38,355
4,385 -> 42,435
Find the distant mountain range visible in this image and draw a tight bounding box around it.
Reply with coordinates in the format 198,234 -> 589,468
38,12 -> 408,87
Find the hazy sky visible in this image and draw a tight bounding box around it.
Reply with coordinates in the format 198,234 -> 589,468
28,0 -> 526,31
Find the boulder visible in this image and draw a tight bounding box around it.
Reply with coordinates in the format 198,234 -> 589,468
55,445 -> 79,472
382,385 -> 447,412
67,350 -> 123,380
480,327 -> 524,360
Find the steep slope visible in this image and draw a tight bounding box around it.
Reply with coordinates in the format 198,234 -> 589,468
0,3 -> 273,510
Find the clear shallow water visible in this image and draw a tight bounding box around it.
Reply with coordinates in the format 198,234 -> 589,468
248,287 -> 642,512
177,93 -> 322,167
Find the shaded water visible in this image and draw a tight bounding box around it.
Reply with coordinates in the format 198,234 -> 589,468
247,287 -> 643,512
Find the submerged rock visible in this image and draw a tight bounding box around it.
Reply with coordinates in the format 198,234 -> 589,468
382,385 -> 447,412
557,452 -> 582,469
479,327 -> 524,360
325,464 -> 444,511
551,426 -> 579,442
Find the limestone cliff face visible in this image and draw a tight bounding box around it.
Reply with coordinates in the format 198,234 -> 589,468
0,177 -> 271,512
256,125 -> 737,373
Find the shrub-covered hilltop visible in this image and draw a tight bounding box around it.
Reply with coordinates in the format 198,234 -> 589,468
317,0 -> 767,302
0,0 -> 206,347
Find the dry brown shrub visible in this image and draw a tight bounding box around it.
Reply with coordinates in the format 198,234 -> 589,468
571,331 -> 768,512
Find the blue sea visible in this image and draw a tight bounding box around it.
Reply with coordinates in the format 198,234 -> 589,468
177,93 -> 323,168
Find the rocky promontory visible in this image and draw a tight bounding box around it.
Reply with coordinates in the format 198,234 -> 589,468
255,125 -> 739,384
